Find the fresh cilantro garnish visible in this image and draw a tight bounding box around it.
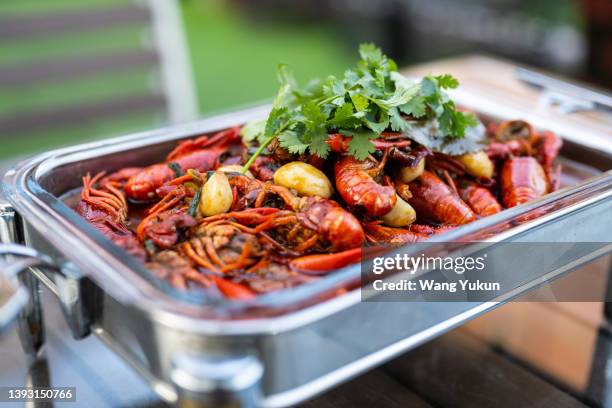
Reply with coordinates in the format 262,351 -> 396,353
239,118 -> 266,143
242,43 -> 480,173
340,129 -> 378,160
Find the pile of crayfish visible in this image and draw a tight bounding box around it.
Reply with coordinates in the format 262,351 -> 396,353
75,118 -> 561,300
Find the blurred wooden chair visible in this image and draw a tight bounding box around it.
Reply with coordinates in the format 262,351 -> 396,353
0,0 -> 198,165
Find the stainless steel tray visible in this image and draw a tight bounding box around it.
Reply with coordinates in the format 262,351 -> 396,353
0,57 -> 611,407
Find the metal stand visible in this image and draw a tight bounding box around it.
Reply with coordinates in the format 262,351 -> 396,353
0,203 -> 92,358
604,257 -> 612,322
171,354 -> 263,408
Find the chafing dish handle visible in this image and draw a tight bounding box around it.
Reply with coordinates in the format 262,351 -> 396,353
0,242 -> 93,355
0,244 -> 55,337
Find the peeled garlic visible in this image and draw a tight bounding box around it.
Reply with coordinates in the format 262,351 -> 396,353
273,162 -> 333,198
382,195 -> 417,227
199,172 -> 233,216
397,158 -> 425,183
456,151 -> 494,179
217,164 -> 253,178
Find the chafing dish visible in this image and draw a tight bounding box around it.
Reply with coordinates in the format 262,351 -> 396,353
0,57 -> 610,407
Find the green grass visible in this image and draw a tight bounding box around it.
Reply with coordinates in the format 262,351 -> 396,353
181,0 -> 353,113
0,0 -> 352,159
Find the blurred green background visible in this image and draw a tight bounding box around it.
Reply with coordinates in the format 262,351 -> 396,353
0,0 -> 352,159
0,0 -> 603,161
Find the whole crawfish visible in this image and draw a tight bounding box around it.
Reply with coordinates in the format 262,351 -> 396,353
192,205 -> 362,275
145,205 -> 260,299
293,195 -> 366,252
500,157 -> 549,208
335,155 -> 396,217
407,171 -> 476,225
458,181 -> 502,218
77,172 -> 145,261
228,174 -> 366,252
487,120 -> 562,191
125,127 -> 241,201
224,176 -> 366,271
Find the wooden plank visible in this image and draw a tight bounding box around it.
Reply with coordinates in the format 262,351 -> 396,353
0,94 -> 166,135
0,51 -> 159,87
383,330 -> 587,408
0,5 -> 150,40
299,370 -> 431,408
460,259 -> 609,393
463,301 -> 599,393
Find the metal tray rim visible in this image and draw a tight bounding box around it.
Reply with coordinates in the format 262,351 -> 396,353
2,104 -> 611,336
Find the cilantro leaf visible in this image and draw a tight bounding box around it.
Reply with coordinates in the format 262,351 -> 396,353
341,129 -> 377,160
329,103 -> 356,127
322,75 -> 346,106
421,76 -> 438,96
264,107 -> 290,139
438,108 -> 454,138
399,95 -> 426,118
371,84 -> 418,110
240,118 -> 266,143
359,43 -> 384,66
363,108 -> 389,133
389,107 -> 410,132
278,130 -> 308,155
309,129 -> 331,158
243,43 -> 481,169
351,93 -> 369,111
302,101 -> 327,125
435,74 -> 459,89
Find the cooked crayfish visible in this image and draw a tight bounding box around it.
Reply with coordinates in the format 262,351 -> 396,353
125,127 -> 240,201
227,174 -> 366,252
75,114 -> 564,300
458,181 -> 502,217
77,172 -> 145,261
500,157 -> 549,208
407,171 -> 476,225
335,155 -> 396,217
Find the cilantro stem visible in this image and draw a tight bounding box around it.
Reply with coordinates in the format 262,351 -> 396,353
242,136 -> 271,174
242,121 -> 293,174
316,95 -> 340,106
